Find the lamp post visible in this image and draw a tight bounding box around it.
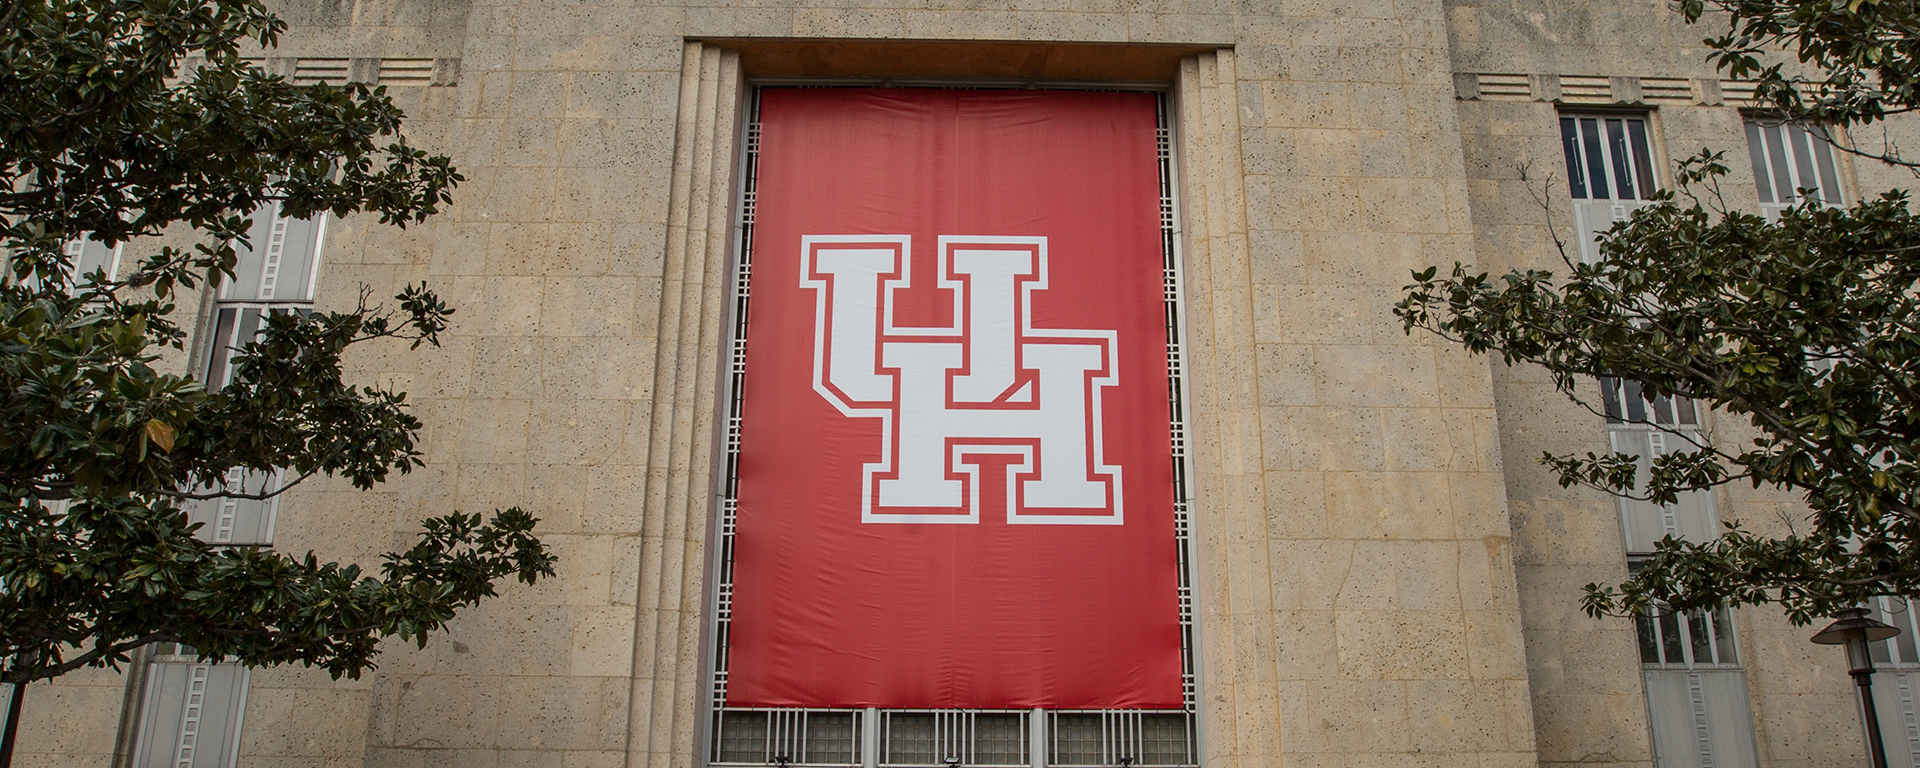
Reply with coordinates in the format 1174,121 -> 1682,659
1812,607 -> 1903,768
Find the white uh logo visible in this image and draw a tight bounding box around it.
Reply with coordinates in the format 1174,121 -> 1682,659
802,235 -> 1123,525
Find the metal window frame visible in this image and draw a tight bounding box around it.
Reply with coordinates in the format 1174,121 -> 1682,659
1743,117 -> 1846,214
1635,605 -> 1744,670
61,237 -> 123,287
1598,376 -> 1702,431
1559,113 -> 1660,202
212,201 -> 327,305
701,82 -> 1203,768
1868,597 -> 1920,668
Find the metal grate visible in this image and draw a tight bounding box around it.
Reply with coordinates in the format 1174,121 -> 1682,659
706,86 -> 1201,768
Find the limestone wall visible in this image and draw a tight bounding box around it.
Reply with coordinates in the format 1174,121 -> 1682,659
26,0 -> 1910,764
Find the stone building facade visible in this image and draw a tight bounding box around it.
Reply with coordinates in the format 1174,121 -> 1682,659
9,0 -> 1920,766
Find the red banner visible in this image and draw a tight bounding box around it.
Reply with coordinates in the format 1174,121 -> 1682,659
727,88 -> 1182,709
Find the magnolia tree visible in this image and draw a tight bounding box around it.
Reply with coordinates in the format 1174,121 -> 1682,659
1398,0 -> 1920,624
0,0 -> 555,713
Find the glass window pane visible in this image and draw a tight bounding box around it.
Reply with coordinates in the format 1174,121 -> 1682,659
1637,613 -> 1663,663
1582,118 -> 1611,200
183,468 -> 279,546
1687,610 -> 1714,665
1562,117 -> 1590,199
1764,124 -> 1796,203
225,206 -> 280,302
1810,126 -> 1843,204
1051,714 -> 1103,766
1606,119 -> 1636,199
1711,608 -> 1739,664
132,663 -> 248,768
69,239 -> 118,285
1676,396 -> 1698,427
716,711 -> 769,764
804,712 -> 857,765
974,714 -> 1026,766
1624,379 -> 1647,422
266,216 -> 322,302
224,206 -> 323,303
1652,394 -> 1675,426
1896,600 -> 1920,664
1873,630 -> 1895,665
1139,714 -> 1192,766
1789,124 -> 1821,201
205,308 -> 239,389
1628,119 -> 1658,198
1660,610 -> 1686,664
887,713 -> 935,766
1601,376 -> 1625,422
1745,122 -> 1775,203
231,308 -> 263,385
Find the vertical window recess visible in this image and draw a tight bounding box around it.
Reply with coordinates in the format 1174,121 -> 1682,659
189,201 -> 326,548
705,87 -> 1200,768
1604,375 -> 1758,767
127,199 -> 323,765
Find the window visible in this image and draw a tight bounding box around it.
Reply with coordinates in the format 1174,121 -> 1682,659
180,468 -> 281,547
129,644 -> 250,768
128,201 -> 323,765
1560,114 -> 1660,263
1602,379 -> 1759,766
203,198 -> 325,388
1862,598 -> 1920,766
1744,118 -> 1844,219
182,201 -> 327,548
12,236 -> 121,293
62,237 -> 121,287
9,179 -> 121,292
1635,603 -> 1759,768
1600,377 -> 1718,553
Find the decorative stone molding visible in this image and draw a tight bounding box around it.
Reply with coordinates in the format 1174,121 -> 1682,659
1173,48 -> 1278,768
217,56 -> 460,86
625,40 -> 744,768
1455,71 -> 1753,106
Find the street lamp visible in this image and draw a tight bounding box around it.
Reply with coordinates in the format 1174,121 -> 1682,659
1812,607 -> 1903,768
